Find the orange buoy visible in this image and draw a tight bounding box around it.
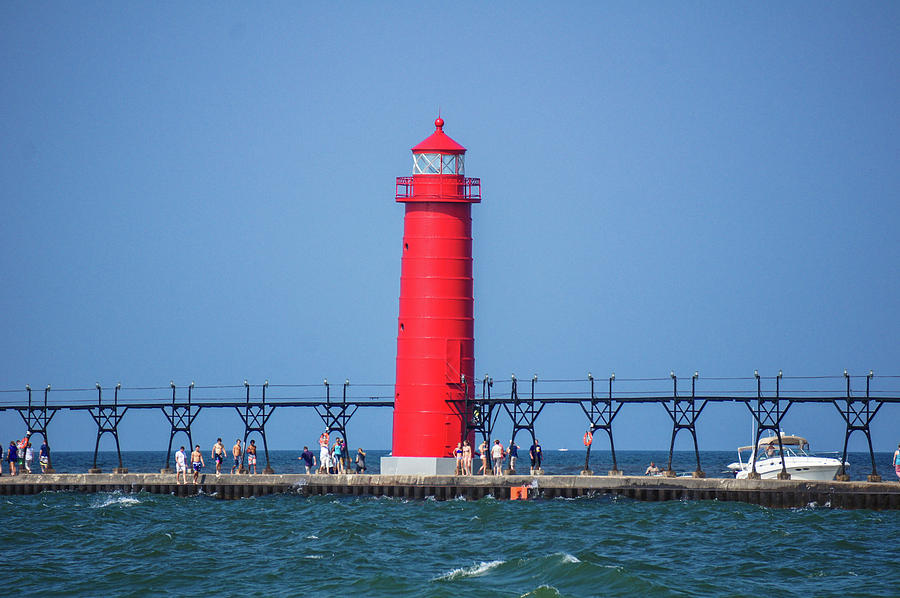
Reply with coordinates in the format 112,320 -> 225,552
510,485 -> 529,500
583,431 -> 593,446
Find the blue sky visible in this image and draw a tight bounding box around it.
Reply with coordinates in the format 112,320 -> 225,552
1,3 -> 898,456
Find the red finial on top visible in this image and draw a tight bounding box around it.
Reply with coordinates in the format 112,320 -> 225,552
435,117 -> 444,130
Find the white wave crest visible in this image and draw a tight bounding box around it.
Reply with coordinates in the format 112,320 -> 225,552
558,553 -> 581,563
435,560 -> 504,581
92,495 -> 141,508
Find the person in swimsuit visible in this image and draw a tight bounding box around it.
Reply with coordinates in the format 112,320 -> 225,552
231,439 -> 242,474
355,447 -> 366,474
462,440 -> 472,476
211,438 -> 226,475
478,440 -> 489,475
453,442 -> 463,475
299,446 -> 316,474
174,446 -> 187,485
246,439 -> 258,474
190,445 -> 204,484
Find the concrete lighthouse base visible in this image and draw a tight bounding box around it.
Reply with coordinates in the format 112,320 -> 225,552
380,457 -> 457,476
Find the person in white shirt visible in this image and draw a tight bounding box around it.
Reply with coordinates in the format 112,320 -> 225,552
490,440 -> 505,475
174,446 -> 187,485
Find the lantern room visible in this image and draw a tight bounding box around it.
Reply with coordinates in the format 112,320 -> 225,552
395,118 -> 481,203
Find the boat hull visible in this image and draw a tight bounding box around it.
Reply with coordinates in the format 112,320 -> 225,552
731,457 -> 845,481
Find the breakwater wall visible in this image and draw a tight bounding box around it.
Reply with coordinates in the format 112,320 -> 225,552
2,473 -> 899,510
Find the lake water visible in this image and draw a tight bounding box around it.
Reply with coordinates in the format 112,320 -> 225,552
4,450 -> 899,596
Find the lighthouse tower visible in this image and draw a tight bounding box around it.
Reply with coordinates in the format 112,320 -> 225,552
382,117 -> 481,475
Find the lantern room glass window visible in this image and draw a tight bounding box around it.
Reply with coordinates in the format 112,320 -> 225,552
413,152 -> 464,175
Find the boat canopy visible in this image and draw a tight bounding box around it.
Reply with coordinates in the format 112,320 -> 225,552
738,434 -> 809,452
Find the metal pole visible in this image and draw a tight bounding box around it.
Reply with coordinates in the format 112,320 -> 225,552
114,383 -> 124,470
584,374 -> 594,472
91,384 -> 102,471
44,385 -> 54,472
776,371 -> 787,477
666,372 -> 677,474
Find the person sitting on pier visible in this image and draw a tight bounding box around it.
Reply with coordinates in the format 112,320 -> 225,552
190,445 -> 204,484
231,439 -> 242,474
247,439 -> 258,474
645,461 -> 661,476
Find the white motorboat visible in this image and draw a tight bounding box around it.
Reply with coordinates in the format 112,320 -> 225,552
726,434 -> 847,481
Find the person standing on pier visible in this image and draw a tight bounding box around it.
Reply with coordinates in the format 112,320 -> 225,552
478,440 -> 489,475
247,439 -> 258,474
355,447 -> 367,474
7,440 -> 18,476
491,440 -> 505,476
231,439 -> 243,474
893,443 -> 900,480
39,440 -> 50,474
212,438 -> 226,476
333,438 -> 345,474
318,430 -> 330,474
462,440 -> 472,475
175,446 -> 187,485
453,442 -> 463,475
508,440 -> 518,472
24,441 -> 34,474
190,445 -> 204,484
17,434 -> 28,474
529,439 -> 543,474
299,446 -> 316,474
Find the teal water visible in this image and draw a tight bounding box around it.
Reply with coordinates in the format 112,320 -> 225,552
4,489 -> 899,596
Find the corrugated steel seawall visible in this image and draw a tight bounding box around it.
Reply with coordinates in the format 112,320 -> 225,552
1,474 -> 899,509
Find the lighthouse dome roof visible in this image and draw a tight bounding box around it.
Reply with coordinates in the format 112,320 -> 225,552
411,117 -> 466,154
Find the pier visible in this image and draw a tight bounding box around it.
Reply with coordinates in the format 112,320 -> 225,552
2,372 -> 898,483
1,473 -> 899,510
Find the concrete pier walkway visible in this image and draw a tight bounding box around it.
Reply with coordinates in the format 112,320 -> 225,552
1,473 -> 898,509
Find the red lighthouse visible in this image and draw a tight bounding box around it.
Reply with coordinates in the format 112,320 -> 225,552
384,117 -> 481,474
